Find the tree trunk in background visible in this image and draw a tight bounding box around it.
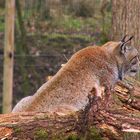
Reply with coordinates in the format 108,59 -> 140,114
16,0 -> 27,52
2,0 -> 15,113
16,0 -> 30,97
112,0 -> 140,79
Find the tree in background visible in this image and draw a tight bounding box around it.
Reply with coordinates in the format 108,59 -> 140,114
112,0 -> 140,51
2,0 -> 15,113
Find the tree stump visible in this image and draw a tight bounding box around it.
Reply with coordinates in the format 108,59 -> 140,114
0,77 -> 140,140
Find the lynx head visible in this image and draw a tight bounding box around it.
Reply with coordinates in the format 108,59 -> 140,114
114,35 -> 139,80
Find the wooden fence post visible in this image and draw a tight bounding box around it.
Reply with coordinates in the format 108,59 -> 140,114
2,0 -> 15,113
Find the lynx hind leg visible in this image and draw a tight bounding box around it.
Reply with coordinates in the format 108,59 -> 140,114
12,96 -> 32,113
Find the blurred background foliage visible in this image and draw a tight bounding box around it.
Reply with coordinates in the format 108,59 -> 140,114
0,0 -> 111,112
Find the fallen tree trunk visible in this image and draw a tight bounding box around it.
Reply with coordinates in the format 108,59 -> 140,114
0,77 -> 140,140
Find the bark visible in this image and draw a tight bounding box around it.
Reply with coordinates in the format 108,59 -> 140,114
112,0 -> 140,52
0,77 -> 140,140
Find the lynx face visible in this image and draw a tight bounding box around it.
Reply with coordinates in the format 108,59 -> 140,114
124,47 -> 139,77
116,36 -> 139,79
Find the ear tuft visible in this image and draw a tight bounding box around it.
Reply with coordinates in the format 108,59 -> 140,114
121,35 -> 127,42
120,35 -> 134,54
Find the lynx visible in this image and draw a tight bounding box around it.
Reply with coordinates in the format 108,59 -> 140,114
12,36 -> 139,114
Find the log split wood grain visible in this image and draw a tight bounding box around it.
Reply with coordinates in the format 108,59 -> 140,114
0,77 -> 140,140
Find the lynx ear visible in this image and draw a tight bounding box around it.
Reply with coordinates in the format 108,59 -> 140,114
121,35 -> 127,42
120,44 -> 127,54
120,35 -> 134,54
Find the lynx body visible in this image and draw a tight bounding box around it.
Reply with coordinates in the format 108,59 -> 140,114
12,37 -> 139,114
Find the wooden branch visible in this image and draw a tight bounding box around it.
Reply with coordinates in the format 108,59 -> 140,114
0,77 -> 140,140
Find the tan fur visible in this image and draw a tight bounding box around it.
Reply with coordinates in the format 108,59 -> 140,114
12,41 -> 139,114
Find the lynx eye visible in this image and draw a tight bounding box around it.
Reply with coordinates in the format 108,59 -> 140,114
130,56 -> 139,65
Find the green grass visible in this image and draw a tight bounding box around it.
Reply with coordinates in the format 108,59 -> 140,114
47,33 -> 94,42
61,17 -> 83,30
48,15 -> 102,32
40,33 -> 95,50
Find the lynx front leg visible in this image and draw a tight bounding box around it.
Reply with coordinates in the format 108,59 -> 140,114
103,85 -> 113,110
88,84 -> 105,112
